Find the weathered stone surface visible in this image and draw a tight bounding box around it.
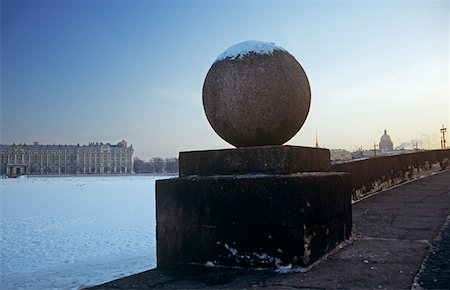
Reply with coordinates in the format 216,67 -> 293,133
331,148 -> 450,200
203,42 -> 311,147
90,169 -> 450,290
156,172 -> 352,269
179,145 -> 331,177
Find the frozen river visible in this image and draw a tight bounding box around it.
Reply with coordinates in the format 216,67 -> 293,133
0,175 -> 170,289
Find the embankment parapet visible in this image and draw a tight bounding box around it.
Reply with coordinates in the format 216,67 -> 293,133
331,149 -> 450,201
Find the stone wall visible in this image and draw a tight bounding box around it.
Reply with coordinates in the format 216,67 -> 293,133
331,149 -> 450,201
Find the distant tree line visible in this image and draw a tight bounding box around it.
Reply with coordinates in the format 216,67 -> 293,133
133,157 -> 178,174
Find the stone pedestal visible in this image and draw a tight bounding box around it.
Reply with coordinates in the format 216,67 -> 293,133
179,145 -> 330,177
156,146 -> 352,269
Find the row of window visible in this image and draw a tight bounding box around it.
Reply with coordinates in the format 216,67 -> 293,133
2,159 -> 130,163
1,154 -> 132,164
1,166 -> 132,175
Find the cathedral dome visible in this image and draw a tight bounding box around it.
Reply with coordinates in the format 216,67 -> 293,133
380,130 -> 391,142
379,129 -> 394,152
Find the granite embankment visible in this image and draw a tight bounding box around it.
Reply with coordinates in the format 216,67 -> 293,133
92,169 -> 450,289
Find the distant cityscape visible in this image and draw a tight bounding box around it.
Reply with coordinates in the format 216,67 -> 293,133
0,140 -> 180,177
329,128 -> 446,163
0,140 -> 134,177
1,127 -> 447,177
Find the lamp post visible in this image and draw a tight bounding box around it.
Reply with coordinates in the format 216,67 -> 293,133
441,125 -> 447,149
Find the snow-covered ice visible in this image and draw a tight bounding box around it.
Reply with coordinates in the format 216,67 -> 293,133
0,175 -> 172,289
215,40 -> 286,62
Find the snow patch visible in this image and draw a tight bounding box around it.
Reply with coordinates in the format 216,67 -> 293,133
275,263 -> 306,274
220,243 -> 304,271
0,175 -> 172,289
205,261 -> 215,267
224,243 -> 238,256
215,40 -> 286,62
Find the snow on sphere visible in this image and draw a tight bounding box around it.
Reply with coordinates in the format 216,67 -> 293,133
215,40 -> 287,62
203,41 -> 311,147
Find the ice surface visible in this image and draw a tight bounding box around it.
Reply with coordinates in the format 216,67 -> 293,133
215,40 -> 286,62
0,175 -> 172,289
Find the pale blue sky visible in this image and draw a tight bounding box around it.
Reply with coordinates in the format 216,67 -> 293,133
1,0 -> 448,158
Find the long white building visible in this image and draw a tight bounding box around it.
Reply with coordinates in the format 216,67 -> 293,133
0,140 -> 133,176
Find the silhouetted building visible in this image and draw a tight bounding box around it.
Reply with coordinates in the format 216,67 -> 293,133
379,129 -> 394,152
0,140 -> 133,176
330,149 -> 352,162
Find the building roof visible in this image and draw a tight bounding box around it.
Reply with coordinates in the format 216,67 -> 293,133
380,129 -> 394,144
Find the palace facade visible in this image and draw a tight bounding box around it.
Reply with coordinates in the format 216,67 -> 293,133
0,140 -> 133,176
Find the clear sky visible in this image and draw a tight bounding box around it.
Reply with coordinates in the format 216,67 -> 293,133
1,0 -> 448,158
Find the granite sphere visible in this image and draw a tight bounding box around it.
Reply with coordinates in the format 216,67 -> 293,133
202,41 -> 311,147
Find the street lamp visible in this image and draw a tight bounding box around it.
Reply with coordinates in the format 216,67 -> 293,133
441,125 -> 447,149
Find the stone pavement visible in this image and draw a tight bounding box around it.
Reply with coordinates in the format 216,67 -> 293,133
414,216 -> 450,289
92,170 -> 450,289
